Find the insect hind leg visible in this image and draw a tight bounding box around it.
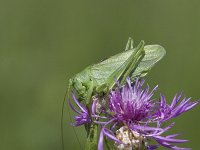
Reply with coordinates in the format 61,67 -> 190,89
125,37 -> 134,51
103,40 -> 145,91
121,41 -> 145,83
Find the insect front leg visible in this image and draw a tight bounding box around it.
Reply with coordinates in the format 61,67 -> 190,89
84,78 -> 98,150
85,78 -> 94,106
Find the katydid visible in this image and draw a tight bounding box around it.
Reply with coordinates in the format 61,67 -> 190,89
68,38 -> 165,105
62,37 -> 166,150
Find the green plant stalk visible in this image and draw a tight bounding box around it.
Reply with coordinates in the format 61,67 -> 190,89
85,123 -> 98,150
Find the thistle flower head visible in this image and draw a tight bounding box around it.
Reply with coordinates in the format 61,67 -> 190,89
109,78 -> 157,122
69,78 -> 199,150
95,78 -> 199,150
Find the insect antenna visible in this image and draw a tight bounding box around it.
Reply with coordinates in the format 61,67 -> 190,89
61,82 -> 83,150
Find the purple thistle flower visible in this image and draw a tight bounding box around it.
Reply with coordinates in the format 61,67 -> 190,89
69,93 -> 91,126
153,94 -> 199,122
68,77 -> 198,150
94,78 -> 199,150
109,78 -> 157,122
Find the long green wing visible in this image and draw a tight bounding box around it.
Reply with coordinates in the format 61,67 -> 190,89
90,47 -> 136,86
91,44 -> 166,86
132,44 -> 166,78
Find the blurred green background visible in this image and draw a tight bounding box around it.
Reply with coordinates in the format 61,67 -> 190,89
0,0 -> 200,149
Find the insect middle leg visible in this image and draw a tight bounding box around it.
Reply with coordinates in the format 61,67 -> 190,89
85,78 -> 94,106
